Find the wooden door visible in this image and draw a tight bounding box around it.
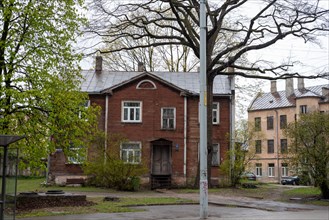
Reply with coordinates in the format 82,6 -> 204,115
152,145 -> 171,175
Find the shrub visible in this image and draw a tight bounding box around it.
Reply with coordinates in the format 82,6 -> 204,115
84,156 -> 146,191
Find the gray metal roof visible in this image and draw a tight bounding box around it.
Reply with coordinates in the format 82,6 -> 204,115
248,84 -> 329,111
80,70 -> 232,95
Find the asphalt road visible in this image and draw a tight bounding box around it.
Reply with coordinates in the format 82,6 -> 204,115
20,204 -> 329,220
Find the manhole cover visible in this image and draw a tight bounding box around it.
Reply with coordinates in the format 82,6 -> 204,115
46,190 -> 65,194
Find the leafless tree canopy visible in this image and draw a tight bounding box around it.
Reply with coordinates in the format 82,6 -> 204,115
86,0 -> 328,80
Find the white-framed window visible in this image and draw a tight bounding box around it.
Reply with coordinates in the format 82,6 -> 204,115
281,163 -> 288,177
268,163 -> 275,177
161,107 -> 176,130
120,142 -> 141,164
256,163 -> 262,177
212,102 -> 220,124
67,146 -> 86,164
211,144 -> 220,166
78,100 -> 90,119
122,101 -> 142,122
300,105 -> 307,114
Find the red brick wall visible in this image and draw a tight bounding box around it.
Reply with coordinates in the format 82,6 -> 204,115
89,76 -> 231,186
48,149 -> 84,183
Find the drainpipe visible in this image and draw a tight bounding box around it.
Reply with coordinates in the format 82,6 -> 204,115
105,95 -> 109,161
184,96 -> 187,181
275,109 -> 280,183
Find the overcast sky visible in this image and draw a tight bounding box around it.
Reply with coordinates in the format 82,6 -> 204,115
79,0 -> 329,93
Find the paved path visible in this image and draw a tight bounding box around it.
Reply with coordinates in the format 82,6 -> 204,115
20,204 -> 329,220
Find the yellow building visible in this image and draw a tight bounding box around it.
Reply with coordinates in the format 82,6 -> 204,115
248,79 -> 329,183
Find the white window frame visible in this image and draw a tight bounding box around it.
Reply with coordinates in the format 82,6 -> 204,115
300,105 -> 307,114
268,164 -> 275,177
120,142 -> 141,164
212,102 -> 220,124
281,164 -> 288,177
121,101 -> 142,123
161,107 -> 176,130
67,147 -> 86,164
211,143 -> 220,166
256,163 -> 262,177
78,100 -> 90,119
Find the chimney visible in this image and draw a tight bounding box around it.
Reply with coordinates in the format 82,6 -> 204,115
138,62 -> 145,72
298,78 -> 305,90
285,78 -> 294,97
270,80 -> 277,93
95,56 -> 103,73
227,67 -> 234,73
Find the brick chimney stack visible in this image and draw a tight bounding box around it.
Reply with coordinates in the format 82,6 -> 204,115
138,62 -> 145,72
95,56 -> 103,73
297,78 -> 305,91
285,78 -> 294,97
270,80 -> 277,93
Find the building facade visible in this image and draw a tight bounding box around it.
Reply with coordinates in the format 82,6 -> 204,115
49,57 -> 235,188
248,78 -> 329,183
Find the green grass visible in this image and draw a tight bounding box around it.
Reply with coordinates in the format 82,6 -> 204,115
17,177 -> 116,193
17,197 -> 195,218
284,187 -> 321,197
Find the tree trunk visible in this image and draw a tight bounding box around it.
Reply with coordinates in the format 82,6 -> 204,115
207,77 -> 214,187
320,182 -> 329,199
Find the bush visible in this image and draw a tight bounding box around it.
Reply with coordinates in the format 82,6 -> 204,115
84,157 -> 146,191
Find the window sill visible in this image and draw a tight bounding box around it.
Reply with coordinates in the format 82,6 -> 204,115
121,121 -> 142,124
161,128 -> 176,131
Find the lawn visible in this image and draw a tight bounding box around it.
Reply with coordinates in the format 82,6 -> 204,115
17,177 -> 114,193
14,178 -> 328,218
16,177 -> 195,218
17,197 -> 195,218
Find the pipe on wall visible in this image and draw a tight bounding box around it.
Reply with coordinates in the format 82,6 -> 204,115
184,96 -> 187,179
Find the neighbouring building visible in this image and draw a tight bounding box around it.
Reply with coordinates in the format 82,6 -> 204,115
248,78 -> 329,183
49,57 -> 235,188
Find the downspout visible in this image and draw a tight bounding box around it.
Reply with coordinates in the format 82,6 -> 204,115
104,95 -> 109,161
275,109 -> 280,183
184,96 -> 187,181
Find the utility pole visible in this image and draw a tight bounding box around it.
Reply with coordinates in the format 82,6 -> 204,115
199,0 -> 208,219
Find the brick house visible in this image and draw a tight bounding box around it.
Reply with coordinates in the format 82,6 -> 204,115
248,78 -> 329,183
49,57 -> 235,188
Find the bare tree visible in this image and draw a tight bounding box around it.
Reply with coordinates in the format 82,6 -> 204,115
85,0 -> 329,186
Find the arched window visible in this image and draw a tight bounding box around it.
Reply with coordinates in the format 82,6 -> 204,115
136,80 -> 157,89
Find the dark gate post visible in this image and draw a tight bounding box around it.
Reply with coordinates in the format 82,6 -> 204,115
0,135 -> 25,220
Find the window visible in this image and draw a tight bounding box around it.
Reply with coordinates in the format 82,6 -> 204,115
255,117 -> 261,131
268,163 -> 275,177
78,100 -> 90,119
280,115 -> 287,129
256,163 -> 262,176
255,140 -> 262,154
280,139 -> 288,154
300,105 -> 307,114
267,116 -> 274,130
281,163 -> 288,177
121,142 -> 141,164
67,146 -> 85,164
211,144 -> 220,166
267,140 -> 274,153
212,103 -> 220,124
161,108 -> 175,130
122,101 -> 142,122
